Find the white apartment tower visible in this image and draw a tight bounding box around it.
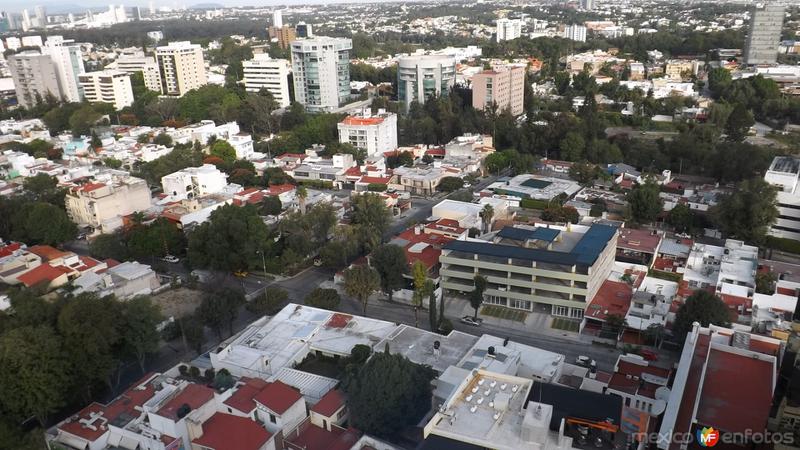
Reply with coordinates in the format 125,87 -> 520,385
272,9 -> 283,28
564,24 -> 587,43
337,109 -> 398,156
397,54 -> 456,112
8,51 -> 61,108
291,37 -> 352,112
78,71 -> 134,110
496,18 -> 522,42
242,54 -> 291,108
744,3 -> 785,65
155,41 -> 207,97
43,36 -> 85,103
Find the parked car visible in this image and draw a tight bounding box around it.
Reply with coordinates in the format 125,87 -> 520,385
460,315 -> 483,326
575,355 -> 596,368
161,255 -> 180,263
640,349 -> 659,361
234,270 -> 249,278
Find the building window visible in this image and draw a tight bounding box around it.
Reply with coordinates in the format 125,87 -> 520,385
269,414 -> 277,423
570,308 -> 584,319
553,306 -> 569,317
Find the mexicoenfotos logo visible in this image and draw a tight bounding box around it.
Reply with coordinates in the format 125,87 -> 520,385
697,427 -> 720,447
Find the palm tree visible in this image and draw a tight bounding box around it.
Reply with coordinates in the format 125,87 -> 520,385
479,204 -> 494,233
470,275 -> 487,320
296,185 -> 308,215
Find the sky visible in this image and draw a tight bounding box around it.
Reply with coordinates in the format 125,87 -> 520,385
1,0 -> 391,14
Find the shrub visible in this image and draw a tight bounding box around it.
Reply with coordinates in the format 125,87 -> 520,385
367,183 -> 387,192
204,368 -> 216,381
519,198 -> 552,210
178,365 -> 188,376
188,366 -> 201,379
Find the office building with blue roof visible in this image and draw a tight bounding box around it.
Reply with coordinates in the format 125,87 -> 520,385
439,223 -> 618,318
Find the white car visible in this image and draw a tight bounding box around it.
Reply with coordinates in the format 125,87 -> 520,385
161,255 -> 180,263
575,355 -> 596,368
460,315 -> 483,326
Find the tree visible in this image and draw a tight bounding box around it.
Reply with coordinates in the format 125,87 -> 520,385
667,203 -> 693,233
304,288 -> 341,310
89,233 -> 129,260
0,326 -> 71,425
179,315 -> 206,355
410,261 -> 432,328
470,275 -> 487,320
153,132 -> 173,147
187,204 -> 270,272
756,271 -> 777,295
725,102 -> 755,142
438,176 -> 464,192
559,132 -> 586,161
568,161 -> 599,186
199,288 -> 244,338
57,292 -> 120,400
484,152 -> 508,174
296,185 -> 308,215
246,287 -> 288,316
69,104 -> 102,137
673,290 -> 731,342
343,265 -> 380,316
118,296 -> 163,374
479,204 -> 494,233
714,177 -> 778,244
708,67 -> 732,99
351,193 -> 392,250
604,314 -> 627,335
371,244 -> 407,302
626,179 -> 663,224
23,174 -> 65,207
261,196 -> 282,216
343,351 -> 436,437
428,284 -> 438,332
210,140 -> 237,163
11,202 -> 77,245
90,131 -> 102,149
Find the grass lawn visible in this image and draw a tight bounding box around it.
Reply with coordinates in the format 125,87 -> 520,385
551,317 -> 580,332
481,305 -> 527,322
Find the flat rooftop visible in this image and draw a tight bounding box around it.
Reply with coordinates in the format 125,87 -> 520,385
379,325 -> 478,374
486,174 -> 581,201
768,156 -> 800,175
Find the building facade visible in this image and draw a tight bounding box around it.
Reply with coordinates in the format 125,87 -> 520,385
397,54 -> 456,112
471,66 -> 525,116
563,24 -> 587,43
765,156 -> 800,240
107,54 -> 162,92
42,36 -> 85,103
440,224 -> 618,318
337,109 -> 398,156
744,4 -> 785,65
65,176 -> 152,233
496,18 -> 522,42
78,70 -> 134,110
270,25 -> 296,50
161,164 -> 228,201
155,41 -> 207,97
291,37 -> 352,112
242,54 -> 292,107
8,52 -> 62,108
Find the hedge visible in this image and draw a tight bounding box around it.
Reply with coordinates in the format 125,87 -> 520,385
647,269 -> 682,282
519,198 -> 551,210
766,236 -> 800,255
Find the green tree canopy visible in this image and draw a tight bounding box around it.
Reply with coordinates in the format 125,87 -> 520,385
351,193 -> 392,250
714,177 -> 778,244
344,265 -> 380,316
210,140 -> 237,163
246,287 -> 288,316
626,179 -> 663,224
673,290 -> 731,342
304,288 -> 341,310
188,204 -> 270,272
199,288 -> 244,338
371,244 -> 408,302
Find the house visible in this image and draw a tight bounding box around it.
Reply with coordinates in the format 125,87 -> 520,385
606,354 -> 671,416
615,228 -> 662,267
65,175 -> 152,234
191,412 -> 276,450
309,389 -> 347,431
161,164 -> 228,201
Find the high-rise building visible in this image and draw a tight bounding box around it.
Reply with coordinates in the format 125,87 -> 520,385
563,24 -> 587,42
272,9 -> 282,28
5,37 -> 21,51
21,9 -> 31,31
581,0 -> 594,11
291,37 -> 352,112
134,6 -> 142,21
107,54 -> 162,92
242,54 -> 291,108
337,109 -> 398,156
34,5 -> 46,27
149,1 -> 155,15
0,12 -> 13,32
43,36 -> 85,103
295,21 -> 313,38
496,18 -> 522,42
269,25 -> 296,49
78,70 -> 134,110
764,156 -> 800,240
744,3 -> 785,65
397,54 -> 456,112
472,66 -> 525,117
8,51 -> 62,108
155,41 -> 207,97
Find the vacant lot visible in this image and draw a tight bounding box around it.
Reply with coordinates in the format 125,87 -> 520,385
152,288 -> 204,319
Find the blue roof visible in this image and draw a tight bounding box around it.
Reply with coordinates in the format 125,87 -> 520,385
444,224 -> 617,267
497,226 -> 560,243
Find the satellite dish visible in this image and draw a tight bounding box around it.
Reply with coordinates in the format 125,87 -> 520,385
655,386 -> 671,401
650,399 -> 666,415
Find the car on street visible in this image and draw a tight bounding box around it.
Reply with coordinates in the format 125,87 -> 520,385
460,315 -> 483,326
161,255 -> 180,263
640,349 -> 659,361
575,355 -> 596,368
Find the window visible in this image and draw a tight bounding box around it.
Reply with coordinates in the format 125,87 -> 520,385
570,308 -> 584,319
269,414 -> 277,424
553,306 -> 569,317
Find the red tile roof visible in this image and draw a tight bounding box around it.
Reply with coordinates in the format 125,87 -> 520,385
253,380 -> 302,415
585,280 -> 632,321
341,116 -> 385,126
27,245 -> 70,262
192,413 -> 271,450
74,182 -> 106,193
344,166 -> 363,177
425,148 -> 445,156
157,383 -> 215,420
695,348 -> 774,433
608,360 -> 671,399
311,389 -> 346,417
17,264 -> 70,287
0,242 -> 22,257
358,176 -> 392,185
58,373 -> 158,442
267,183 -> 295,195
617,228 -> 662,254
326,313 -> 353,329
285,420 -> 361,450
224,377 -> 269,413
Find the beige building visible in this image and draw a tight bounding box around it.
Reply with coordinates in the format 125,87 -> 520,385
107,54 -> 162,92
8,51 -> 62,108
440,224 -> 618,318
78,70 -> 134,110
269,25 -> 296,50
664,60 -> 698,80
472,66 -> 525,116
155,41 -> 207,97
65,176 -> 152,233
